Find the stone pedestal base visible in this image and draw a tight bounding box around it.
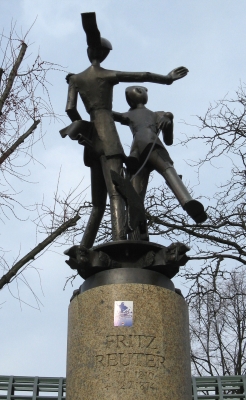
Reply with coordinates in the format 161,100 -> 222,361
66,270 -> 192,399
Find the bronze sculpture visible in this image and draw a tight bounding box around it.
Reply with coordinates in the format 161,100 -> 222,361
61,12 -> 207,280
63,12 -> 189,249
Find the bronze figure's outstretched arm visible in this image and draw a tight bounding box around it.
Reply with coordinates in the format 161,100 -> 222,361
116,66 -> 188,85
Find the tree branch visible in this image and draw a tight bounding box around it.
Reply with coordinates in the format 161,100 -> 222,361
0,42 -> 27,115
0,68 -> 4,86
0,120 -> 40,164
147,212 -> 246,257
188,253 -> 246,265
0,213 -> 80,290
0,42 -> 27,114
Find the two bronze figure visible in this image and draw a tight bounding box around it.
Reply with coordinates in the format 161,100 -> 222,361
61,12 -> 207,253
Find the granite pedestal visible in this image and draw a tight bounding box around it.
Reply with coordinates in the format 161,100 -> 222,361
66,269 -> 192,399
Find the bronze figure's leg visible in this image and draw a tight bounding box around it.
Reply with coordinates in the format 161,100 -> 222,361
128,166 -> 150,240
131,166 -> 150,203
100,155 -> 126,241
80,159 -> 107,248
148,149 -> 207,223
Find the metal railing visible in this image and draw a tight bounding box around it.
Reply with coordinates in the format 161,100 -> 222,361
192,376 -> 246,400
0,376 -> 66,400
1,375 -> 246,399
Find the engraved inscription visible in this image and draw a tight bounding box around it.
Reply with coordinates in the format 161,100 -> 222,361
95,352 -> 165,368
102,369 -> 159,393
106,334 -> 157,349
95,334 -> 167,393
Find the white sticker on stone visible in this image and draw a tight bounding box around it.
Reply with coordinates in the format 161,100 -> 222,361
114,301 -> 133,327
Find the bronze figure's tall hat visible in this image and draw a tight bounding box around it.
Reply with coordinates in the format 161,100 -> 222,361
81,12 -> 112,50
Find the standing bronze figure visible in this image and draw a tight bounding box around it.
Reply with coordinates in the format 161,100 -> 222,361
63,12 -> 189,248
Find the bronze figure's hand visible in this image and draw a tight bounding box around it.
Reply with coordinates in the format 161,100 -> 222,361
158,114 -> 173,131
167,66 -> 189,83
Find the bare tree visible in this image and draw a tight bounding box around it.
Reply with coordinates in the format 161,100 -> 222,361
189,267 -> 246,378
0,22 -> 59,217
0,24 -> 86,295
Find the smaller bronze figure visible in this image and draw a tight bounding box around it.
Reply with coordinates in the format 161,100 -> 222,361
113,86 -> 207,227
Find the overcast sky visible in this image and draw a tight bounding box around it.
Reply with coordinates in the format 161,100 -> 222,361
1,0 -> 246,379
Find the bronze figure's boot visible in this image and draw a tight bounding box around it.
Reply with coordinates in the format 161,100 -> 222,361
163,165 -> 207,223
